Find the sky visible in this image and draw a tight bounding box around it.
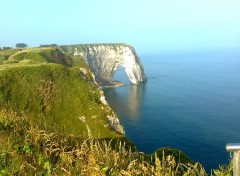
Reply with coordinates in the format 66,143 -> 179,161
1,0 -> 240,54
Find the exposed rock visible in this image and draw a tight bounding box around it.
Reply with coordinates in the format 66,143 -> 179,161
99,90 -> 108,105
106,114 -> 125,135
99,90 -> 125,135
91,73 -> 98,85
73,44 -> 146,86
79,67 -> 88,75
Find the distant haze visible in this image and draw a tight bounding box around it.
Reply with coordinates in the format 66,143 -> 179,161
1,0 -> 240,53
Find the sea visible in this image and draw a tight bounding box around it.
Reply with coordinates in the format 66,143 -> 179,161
103,48 -> 240,172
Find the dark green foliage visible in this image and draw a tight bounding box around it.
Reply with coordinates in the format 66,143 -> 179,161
146,147 -> 194,165
39,44 -> 58,47
0,47 -> 12,51
16,43 -> 28,48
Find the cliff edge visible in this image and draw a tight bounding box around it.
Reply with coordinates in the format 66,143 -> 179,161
60,43 -> 146,86
0,47 -> 124,136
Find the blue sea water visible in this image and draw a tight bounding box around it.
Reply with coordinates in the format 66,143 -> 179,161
103,49 -> 240,172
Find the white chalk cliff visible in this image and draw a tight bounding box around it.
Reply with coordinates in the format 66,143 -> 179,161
58,43 -> 146,135
73,44 -> 146,86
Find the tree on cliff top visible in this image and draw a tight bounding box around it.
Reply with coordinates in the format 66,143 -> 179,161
16,43 -> 28,48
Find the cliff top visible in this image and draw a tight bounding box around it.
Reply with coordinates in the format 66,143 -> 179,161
59,43 -> 134,53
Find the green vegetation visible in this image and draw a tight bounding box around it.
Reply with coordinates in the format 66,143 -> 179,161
7,48 -> 72,66
0,47 -> 12,51
0,46 -> 233,175
147,147 -> 194,165
39,44 -> 58,47
0,110 -> 233,175
0,47 -> 120,139
0,48 -> 22,63
16,43 -> 28,48
0,110 -> 206,175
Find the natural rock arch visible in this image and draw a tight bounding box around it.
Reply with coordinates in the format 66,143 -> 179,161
73,44 -> 146,86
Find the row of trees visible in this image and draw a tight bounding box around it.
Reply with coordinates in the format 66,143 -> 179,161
15,43 -> 58,48
0,43 -> 28,50
39,44 -> 58,47
0,47 -> 12,50
1,43 -> 59,51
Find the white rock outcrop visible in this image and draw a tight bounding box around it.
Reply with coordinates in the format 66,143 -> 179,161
99,90 -> 108,105
73,44 -> 146,85
106,114 -> 125,135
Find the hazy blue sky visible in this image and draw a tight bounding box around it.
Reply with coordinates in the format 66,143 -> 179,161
1,0 -> 240,53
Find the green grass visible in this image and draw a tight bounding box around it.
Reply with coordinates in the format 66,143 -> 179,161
0,46 -> 233,175
0,48 -> 23,63
6,48 -> 72,66
145,147 -> 194,165
0,63 -> 120,138
0,110 -> 233,175
0,46 -> 122,138
0,110 -> 213,176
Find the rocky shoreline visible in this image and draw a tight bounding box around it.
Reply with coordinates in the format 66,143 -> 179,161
101,81 -> 124,88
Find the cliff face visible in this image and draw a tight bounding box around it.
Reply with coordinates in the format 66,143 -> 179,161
68,44 -> 146,86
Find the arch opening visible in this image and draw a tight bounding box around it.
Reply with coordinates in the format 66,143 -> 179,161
112,66 -> 130,86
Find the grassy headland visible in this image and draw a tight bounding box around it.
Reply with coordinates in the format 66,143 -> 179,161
0,109 -> 208,175
0,47 -> 232,175
0,47 -> 120,138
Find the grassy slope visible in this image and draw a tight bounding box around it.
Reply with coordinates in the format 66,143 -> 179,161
0,110 -> 233,175
0,48 -> 120,139
0,110 -> 210,175
0,47 -> 232,175
0,49 -> 22,64
6,48 -> 72,66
